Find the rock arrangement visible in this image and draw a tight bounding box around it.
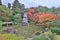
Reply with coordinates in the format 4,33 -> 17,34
3,27 -> 18,35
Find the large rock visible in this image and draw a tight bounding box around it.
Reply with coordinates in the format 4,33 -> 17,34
3,27 -> 18,35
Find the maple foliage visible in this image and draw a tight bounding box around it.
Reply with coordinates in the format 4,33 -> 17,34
25,7 -> 57,24
26,7 -> 35,20
29,7 -> 35,13
33,12 -> 57,23
26,11 -> 33,20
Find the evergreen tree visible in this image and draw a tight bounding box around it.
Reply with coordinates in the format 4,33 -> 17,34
52,7 -> 56,14
21,4 -> 25,10
0,0 -> 2,5
12,0 -> 22,14
8,3 -> 11,9
12,0 -> 21,10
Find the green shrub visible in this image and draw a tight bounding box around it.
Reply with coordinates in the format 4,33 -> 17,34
53,35 -> 60,40
32,35 -> 51,40
51,27 -> 60,35
35,32 -> 40,35
32,36 -> 40,40
50,20 -> 60,28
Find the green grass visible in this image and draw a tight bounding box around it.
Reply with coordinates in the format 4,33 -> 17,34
13,24 -> 41,37
0,24 -> 45,38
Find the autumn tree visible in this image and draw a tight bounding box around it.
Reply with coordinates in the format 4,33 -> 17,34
33,12 -> 57,28
26,11 -> 32,20
26,7 -> 35,22
34,12 -> 56,23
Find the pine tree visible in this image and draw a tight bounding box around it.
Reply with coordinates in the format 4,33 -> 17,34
52,7 -> 55,14
0,0 -> 2,5
8,3 -> 11,9
12,0 -> 22,14
21,4 -> 25,10
12,0 -> 21,10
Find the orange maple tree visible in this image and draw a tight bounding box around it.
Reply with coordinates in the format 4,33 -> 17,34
26,7 -> 57,24
33,12 -> 57,23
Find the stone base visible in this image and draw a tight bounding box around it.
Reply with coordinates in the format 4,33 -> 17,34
22,22 -> 28,26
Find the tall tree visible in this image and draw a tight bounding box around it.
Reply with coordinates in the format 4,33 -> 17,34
52,7 -> 56,14
0,5 -> 11,21
12,0 -> 22,15
35,6 -> 48,13
12,0 -> 21,10
0,0 -> 2,5
21,4 -> 25,10
8,3 -> 11,9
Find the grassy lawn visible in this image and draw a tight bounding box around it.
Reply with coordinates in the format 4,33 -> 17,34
0,23 -> 46,39
12,24 -> 44,37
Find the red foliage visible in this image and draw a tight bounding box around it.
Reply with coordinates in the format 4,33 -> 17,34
26,7 -> 35,20
26,11 -> 33,20
33,12 -> 57,23
26,7 -> 57,23
29,7 -> 35,13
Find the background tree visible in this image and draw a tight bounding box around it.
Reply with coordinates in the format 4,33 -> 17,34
0,0 -> 2,5
35,6 -> 48,13
12,0 -> 21,10
12,0 -> 23,15
13,14 -> 22,25
51,7 -> 56,14
0,5 -> 11,21
21,4 -> 25,10
55,7 -> 60,14
8,3 -> 11,9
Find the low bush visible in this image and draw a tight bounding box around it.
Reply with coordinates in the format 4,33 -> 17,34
35,32 -> 40,35
32,34 -> 51,40
53,35 -> 60,40
0,34 -> 25,40
51,27 -> 60,35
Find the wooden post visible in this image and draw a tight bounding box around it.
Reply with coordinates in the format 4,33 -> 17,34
7,23 -> 8,27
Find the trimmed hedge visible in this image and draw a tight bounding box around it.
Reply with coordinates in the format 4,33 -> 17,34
32,35 -> 51,40
51,27 -> 60,35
